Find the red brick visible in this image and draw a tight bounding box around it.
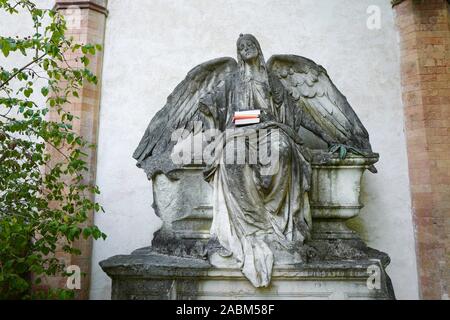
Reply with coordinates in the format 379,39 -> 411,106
42,1 -> 107,301
395,0 -> 450,300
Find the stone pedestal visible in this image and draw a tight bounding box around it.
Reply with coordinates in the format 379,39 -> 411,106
100,252 -> 394,300
100,152 -> 395,300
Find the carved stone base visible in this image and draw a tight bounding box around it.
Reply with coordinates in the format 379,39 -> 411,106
100,246 -> 395,300
100,155 -> 395,300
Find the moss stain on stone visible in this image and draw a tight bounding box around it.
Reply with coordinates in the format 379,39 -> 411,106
346,217 -> 369,242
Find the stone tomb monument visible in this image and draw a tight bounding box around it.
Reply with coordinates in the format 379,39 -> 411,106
100,34 -> 395,300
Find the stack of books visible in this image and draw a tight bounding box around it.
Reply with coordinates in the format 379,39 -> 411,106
233,110 -> 261,126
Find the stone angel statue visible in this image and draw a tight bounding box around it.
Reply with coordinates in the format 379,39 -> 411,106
133,34 -> 373,287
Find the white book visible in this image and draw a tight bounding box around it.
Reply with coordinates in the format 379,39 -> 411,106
234,110 -> 261,116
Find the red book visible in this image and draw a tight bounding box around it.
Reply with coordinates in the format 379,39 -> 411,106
233,110 -> 261,125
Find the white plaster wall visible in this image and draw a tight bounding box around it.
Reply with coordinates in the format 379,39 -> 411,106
90,0 -> 419,299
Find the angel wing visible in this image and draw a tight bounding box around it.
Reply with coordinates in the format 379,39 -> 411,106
133,57 -> 238,178
267,55 -> 372,152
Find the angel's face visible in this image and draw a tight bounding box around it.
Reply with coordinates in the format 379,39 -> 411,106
238,39 -> 259,62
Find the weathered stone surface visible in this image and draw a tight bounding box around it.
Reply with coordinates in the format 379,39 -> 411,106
100,251 -> 395,300
310,152 -> 379,219
151,166 -> 212,239
129,34 -> 380,287
99,152 -> 396,299
100,152 -> 395,299
147,153 -> 380,252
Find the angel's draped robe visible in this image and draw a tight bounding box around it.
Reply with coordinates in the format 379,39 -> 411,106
201,74 -> 312,287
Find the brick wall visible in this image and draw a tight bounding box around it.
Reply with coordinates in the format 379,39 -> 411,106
394,0 -> 450,300
43,0 -> 107,300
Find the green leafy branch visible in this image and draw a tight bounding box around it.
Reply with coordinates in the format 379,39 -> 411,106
0,0 -> 105,300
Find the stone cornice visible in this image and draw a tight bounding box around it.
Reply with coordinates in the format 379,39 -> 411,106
54,1 -> 108,16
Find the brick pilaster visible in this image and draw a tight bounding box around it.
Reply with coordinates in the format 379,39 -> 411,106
394,0 -> 450,300
49,0 -> 107,300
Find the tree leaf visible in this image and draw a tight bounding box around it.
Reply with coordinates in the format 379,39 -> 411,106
1,41 -> 10,57
24,88 -> 33,98
41,87 -> 49,97
339,146 -> 347,160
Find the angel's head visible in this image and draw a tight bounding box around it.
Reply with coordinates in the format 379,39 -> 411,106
237,34 -> 266,68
